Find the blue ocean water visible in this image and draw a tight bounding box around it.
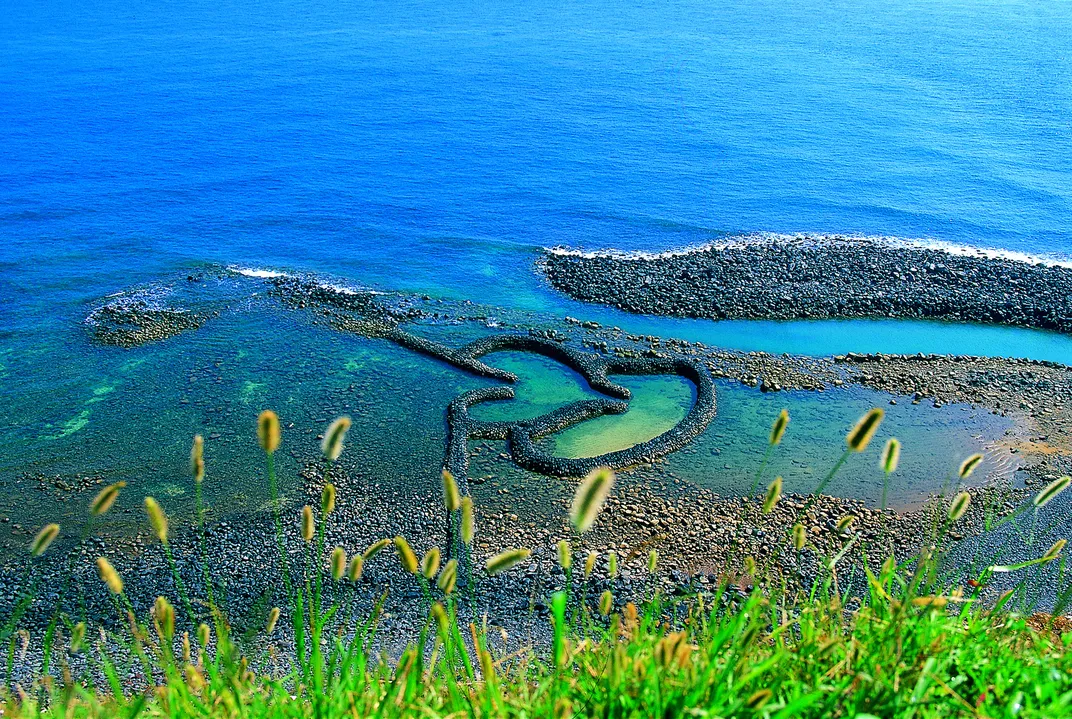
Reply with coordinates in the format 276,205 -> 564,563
0,0 -> 1069,530
3,0 -> 1071,329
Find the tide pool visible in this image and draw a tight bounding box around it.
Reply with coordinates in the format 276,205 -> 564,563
468,351 -> 694,457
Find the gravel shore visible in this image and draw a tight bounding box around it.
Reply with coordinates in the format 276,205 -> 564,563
1,439 -> 1037,680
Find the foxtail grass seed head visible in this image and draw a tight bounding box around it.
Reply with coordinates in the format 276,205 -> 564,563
792,523 -> 807,551
836,515 -> 856,535
191,435 -> 205,483
743,556 -> 756,576
90,481 -> 126,517
770,409 -> 789,446
143,497 -> 168,542
266,607 -> 281,634
1043,539 -> 1067,562
486,548 -> 531,576
301,505 -> 314,542
599,590 -> 613,616
347,554 -> 364,582
607,551 -> 618,578
330,546 -> 346,580
394,536 -> 418,574
431,602 -> 449,635
746,690 -> 773,710
1034,475 -> 1071,508
321,483 -> 336,515
29,523 -> 59,557
958,453 -> 983,480
648,549 -> 658,574
881,438 -> 901,474
197,623 -> 212,648
557,540 -> 572,570
153,596 -> 175,641
460,496 -> 475,545
186,664 -> 206,692
763,476 -> 783,514
321,416 -> 351,461
948,492 -> 971,522
847,408 -> 884,452
421,547 -> 441,579
442,470 -> 461,512
570,467 -> 614,534
258,410 -> 281,454
363,538 -> 391,560
437,559 -> 458,594
70,622 -> 86,654
831,518 -> 857,540
585,550 -> 598,579
478,648 -> 495,683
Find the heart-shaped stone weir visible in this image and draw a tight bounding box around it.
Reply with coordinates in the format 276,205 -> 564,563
383,330 -> 716,494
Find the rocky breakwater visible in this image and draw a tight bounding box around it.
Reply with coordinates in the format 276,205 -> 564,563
544,236 -> 1072,332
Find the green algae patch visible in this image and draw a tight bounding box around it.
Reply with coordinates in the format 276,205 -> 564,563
547,374 -> 692,458
157,481 -> 186,498
119,357 -> 147,373
45,409 -> 91,440
85,383 -> 117,404
239,380 -> 266,404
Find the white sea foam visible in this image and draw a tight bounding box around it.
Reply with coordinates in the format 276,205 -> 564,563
229,266 -> 289,279
321,283 -> 359,295
888,238 -> 1072,269
227,264 -> 387,295
546,233 -> 1072,269
312,279 -> 384,296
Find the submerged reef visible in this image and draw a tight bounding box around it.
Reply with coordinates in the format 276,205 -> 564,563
543,236 -> 1072,332
87,300 -> 213,347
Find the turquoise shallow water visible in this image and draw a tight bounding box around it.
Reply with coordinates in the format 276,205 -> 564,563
0,0 -> 1068,536
469,352 -> 695,457
0,294 -> 1020,540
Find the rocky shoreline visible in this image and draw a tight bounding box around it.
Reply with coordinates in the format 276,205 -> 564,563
77,263 -> 1072,508
6,423 -> 1062,696
14,262 -> 1064,674
543,236 -> 1072,332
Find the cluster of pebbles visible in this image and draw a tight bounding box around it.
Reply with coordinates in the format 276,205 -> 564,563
543,235 -> 1072,331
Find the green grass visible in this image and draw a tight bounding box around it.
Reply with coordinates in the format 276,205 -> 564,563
3,408 -> 1072,718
